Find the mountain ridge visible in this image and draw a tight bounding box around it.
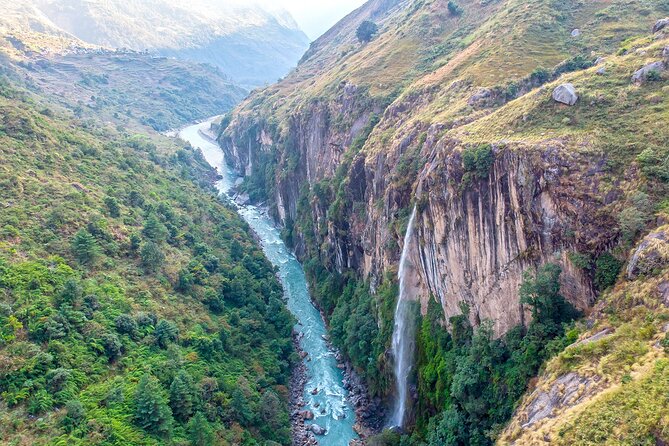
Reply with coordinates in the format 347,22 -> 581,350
0,0 -> 311,87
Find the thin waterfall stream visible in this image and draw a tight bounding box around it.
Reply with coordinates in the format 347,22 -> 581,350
178,119 -> 359,445
390,206 -> 418,429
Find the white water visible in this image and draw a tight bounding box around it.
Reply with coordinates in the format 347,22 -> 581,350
178,119 -> 359,445
390,206 -> 418,428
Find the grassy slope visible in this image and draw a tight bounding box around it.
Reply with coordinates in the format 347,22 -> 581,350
0,73 -> 294,445
500,250 -> 669,444
231,0 -> 668,130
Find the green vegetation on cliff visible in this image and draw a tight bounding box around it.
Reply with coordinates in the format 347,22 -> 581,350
411,265 -> 579,445
0,75 -> 294,445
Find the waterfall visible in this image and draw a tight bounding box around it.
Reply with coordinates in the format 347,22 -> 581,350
390,206 -> 418,429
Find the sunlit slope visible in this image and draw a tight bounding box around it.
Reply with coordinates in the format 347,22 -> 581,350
0,73 -> 294,445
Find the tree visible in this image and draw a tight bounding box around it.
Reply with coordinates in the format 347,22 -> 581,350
520,264 -> 577,330
58,278 -> 82,306
356,21 -> 379,43
115,314 -> 139,339
426,408 -> 467,446
141,241 -> 164,273
134,374 -> 173,436
155,319 -> 178,348
230,380 -> 254,426
187,412 -> 215,446
594,253 -> 622,291
104,196 -> 121,218
462,144 -> 494,181
100,332 -> 123,361
71,229 -> 100,265
169,370 -> 195,422
142,213 -> 167,242
259,390 -> 290,443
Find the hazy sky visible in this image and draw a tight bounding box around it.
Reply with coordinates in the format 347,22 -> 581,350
278,0 -> 366,40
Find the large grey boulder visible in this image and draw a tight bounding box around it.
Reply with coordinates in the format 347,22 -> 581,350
653,18 -> 669,33
571,29 -> 581,37
552,83 -> 578,105
631,61 -> 666,84
310,424 -> 326,435
664,46 -> 669,62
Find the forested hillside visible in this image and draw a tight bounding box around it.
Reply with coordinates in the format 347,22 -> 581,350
0,73 -> 294,445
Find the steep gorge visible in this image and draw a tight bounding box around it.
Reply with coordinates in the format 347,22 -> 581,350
221,0 -> 662,332
219,0 -> 669,441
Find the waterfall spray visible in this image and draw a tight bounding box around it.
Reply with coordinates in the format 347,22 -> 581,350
390,206 -> 418,428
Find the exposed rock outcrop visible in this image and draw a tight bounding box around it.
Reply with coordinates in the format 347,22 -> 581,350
627,227 -> 669,279
520,372 -> 599,429
631,60 -> 666,83
654,17 -> 669,33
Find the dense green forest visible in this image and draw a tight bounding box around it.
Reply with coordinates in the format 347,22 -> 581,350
0,75 -> 294,445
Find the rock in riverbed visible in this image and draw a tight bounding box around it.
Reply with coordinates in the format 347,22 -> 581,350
310,424 -> 327,435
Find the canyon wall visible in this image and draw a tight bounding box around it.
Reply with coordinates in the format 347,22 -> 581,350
220,88 -> 618,334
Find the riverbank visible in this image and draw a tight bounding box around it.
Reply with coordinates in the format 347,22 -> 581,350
178,119 -> 363,446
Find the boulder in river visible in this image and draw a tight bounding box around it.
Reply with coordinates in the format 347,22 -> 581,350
301,410 -> 315,420
310,424 -> 327,435
552,83 -> 578,105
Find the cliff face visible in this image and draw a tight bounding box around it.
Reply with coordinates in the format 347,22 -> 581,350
410,142 -> 613,334
223,105 -> 616,334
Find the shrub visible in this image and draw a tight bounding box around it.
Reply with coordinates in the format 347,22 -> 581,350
28,389 -> 53,415
553,55 -> 594,77
568,252 -> 592,270
594,253 -> 623,291
637,148 -> 669,182
356,21 -> 379,43
62,400 -> 86,432
646,69 -> 662,82
462,144 -> 494,182
530,67 -> 551,84
447,1 -> 463,16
